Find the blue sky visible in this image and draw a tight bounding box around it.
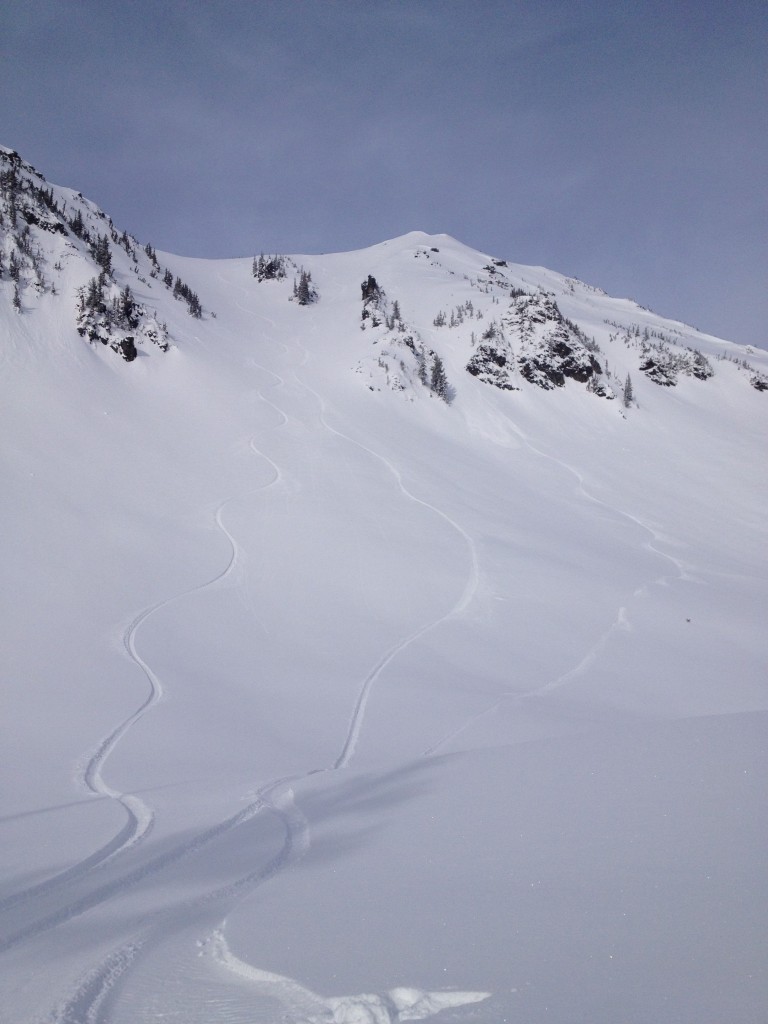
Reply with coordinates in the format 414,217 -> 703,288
2,0 -> 765,346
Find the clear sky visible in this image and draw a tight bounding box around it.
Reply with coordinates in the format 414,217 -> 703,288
2,0 -> 765,347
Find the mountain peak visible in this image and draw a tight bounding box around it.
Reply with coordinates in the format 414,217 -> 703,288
1,145 -> 766,396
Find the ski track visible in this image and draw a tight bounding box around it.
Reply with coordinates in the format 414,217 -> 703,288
4,279 -> 298,945
33,286 -> 307,1018
291,360 -> 480,768
52,941 -> 144,1024
6,779 -> 277,956
205,927 -> 491,1024
0,504 -> 250,953
49,781 -> 308,1024
424,404 -> 698,756
33,302 -> 672,1018
0,503 -> 242,925
3,475 -> 286,953
501,409 -> 698,588
37,295 -> 487,1021
0,501 -> 245,928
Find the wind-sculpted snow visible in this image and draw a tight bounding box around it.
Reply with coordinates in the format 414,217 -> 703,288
1,173 -> 766,1024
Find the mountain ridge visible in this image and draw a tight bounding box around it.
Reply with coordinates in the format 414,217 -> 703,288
2,145 -> 765,401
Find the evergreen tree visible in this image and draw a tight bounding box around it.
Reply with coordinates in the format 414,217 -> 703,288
13,283 -> 21,312
431,354 -> 449,400
417,348 -> 429,387
255,254 -> 286,281
623,373 -> 634,407
84,275 -> 105,312
19,225 -> 32,255
296,269 -> 312,305
119,284 -> 137,327
92,234 -> 112,275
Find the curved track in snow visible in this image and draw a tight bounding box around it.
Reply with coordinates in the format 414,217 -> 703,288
0,503 -> 247,949
52,941 -> 144,1024
292,364 -> 480,769
37,275 -> 487,1021
3,273 -> 297,944
205,927 -> 490,1024
49,780 -> 308,1024
31,279 -> 314,1017
423,400 -> 697,756
0,503 -> 241,924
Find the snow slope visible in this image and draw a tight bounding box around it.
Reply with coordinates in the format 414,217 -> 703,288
1,151 -> 767,1023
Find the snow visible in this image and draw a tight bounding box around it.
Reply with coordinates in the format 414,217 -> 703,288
1,159 -> 767,1023
202,928 -> 490,1023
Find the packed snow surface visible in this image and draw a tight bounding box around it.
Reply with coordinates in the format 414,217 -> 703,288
1,157 -> 767,1024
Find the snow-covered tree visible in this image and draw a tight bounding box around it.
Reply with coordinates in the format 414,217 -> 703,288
431,354 -> 450,401
254,254 -> 287,282
417,347 -> 429,387
68,208 -> 86,239
296,269 -> 312,305
91,234 -> 112,275
118,284 -> 138,327
623,373 -> 634,407
8,250 -> 21,282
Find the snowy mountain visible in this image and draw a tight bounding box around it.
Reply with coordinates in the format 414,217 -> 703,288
1,147 -> 766,1024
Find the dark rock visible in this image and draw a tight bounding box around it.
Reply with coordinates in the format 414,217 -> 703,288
361,275 -> 381,302
118,337 -> 137,362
